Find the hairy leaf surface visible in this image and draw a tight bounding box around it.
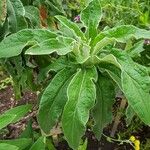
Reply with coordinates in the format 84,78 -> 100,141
55,15 -> 85,41
81,0 -> 102,40
7,0 -> 27,32
62,67 -> 97,149
38,68 -> 76,134
0,29 -> 56,58
25,37 -> 75,55
93,25 -> 150,48
112,50 -> 150,125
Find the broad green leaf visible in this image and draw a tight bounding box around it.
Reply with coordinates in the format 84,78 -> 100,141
4,104 -> 32,123
62,67 -> 97,149
29,137 -> 45,150
93,25 -> 150,48
24,6 -> 41,28
78,139 -> 87,150
38,68 -> 76,134
112,50 -> 150,125
81,0 -> 102,40
92,73 -> 115,140
55,15 -> 85,41
0,29 -> 57,58
25,37 -> 75,55
0,114 -> 16,130
122,69 -> 150,125
0,0 -> 7,26
7,0 -> 27,32
0,143 -> 19,150
0,138 -> 32,150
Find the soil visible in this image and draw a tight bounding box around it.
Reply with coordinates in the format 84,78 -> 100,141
0,85 -> 148,150
0,86 -> 37,139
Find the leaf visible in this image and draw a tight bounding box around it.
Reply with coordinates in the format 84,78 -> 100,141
0,29 -> 57,58
38,68 -> 76,134
4,104 -> 32,123
29,137 -> 45,150
93,25 -> 150,48
0,114 -> 16,130
37,56 -> 72,83
0,138 -> 32,150
75,42 -> 91,64
126,40 -> 144,58
0,143 -> 19,150
24,6 -> 41,28
86,54 -> 122,88
7,0 -> 27,32
25,37 -> 75,55
46,0 -> 65,15
122,69 -> 150,125
62,67 -> 97,149
0,0 -> 7,26
89,54 -> 121,68
112,50 -> 150,125
92,73 -> 115,140
81,0 -> 102,40
78,139 -> 87,150
55,15 -> 85,41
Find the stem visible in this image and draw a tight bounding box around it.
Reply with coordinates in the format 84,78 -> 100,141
110,98 -> 126,137
102,133 -> 134,147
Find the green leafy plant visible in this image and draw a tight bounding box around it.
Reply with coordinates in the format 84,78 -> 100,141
0,0 -> 150,149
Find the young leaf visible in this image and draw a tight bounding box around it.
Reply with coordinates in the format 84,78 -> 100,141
0,29 -> 56,58
81,0 -> 102,40
0,138 -> 32,150
0,143 -> 19,150
25,37 -> 75,55
0,114 -> 16,130
93,54 -> 122,88
4,104 -> 32,123
92,73 -> 115,140
55,15 -> 85,41
29,137 -> 45,150
62,67 -> 97,149
38,68 -> 76,134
